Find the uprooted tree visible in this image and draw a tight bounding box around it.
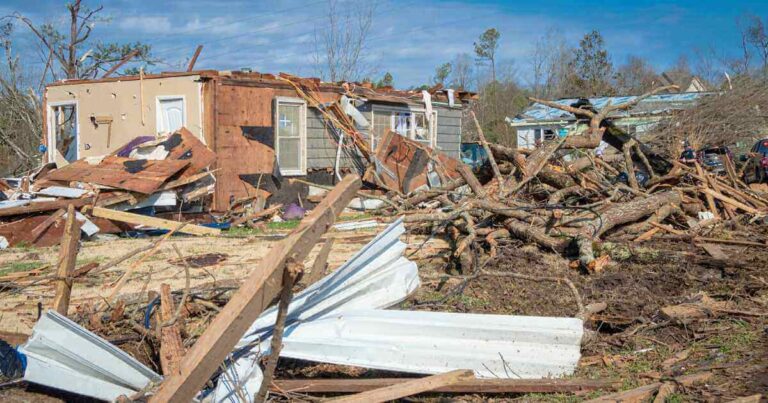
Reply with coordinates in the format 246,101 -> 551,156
393,85 -> 767,274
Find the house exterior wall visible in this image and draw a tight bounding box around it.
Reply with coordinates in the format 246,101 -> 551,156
44,75 -> 204,165
434,105 -> 462,158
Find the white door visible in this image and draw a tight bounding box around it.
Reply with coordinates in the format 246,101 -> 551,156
157,97 -> 184,134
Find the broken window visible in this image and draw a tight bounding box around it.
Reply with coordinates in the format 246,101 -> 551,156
413,111 -> 436,146
372,110 -> 391,151
274,98 -> 306,176
372,108 -> 438,148
393,111 -> 412,136
51,103 -> 78,162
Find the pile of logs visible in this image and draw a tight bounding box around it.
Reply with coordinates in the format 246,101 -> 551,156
390,88 -> 768,273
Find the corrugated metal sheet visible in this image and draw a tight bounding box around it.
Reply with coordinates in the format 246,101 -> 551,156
265,309 -> 582,378
213,218 -> 583,403
19,310 -> 162,401
511,92 -> 714,123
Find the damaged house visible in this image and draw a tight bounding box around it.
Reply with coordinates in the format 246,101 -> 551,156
507,92 -> 714,149
42,70 -> 473,211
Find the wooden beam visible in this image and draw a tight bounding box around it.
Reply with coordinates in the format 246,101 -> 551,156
585,382 -> 661,403
699,187 -> 761,214
187,45 -> 203,72
694,162 -> 721,219
0,198 -> 92,218
26,209 -> 66,243
102,49 -> 140,78
90,207 -> 220,236
159,283 -> 185,376
328,370 -> 474,403
305,237 -> 334,285
272,377 -> 618,394
52,205 -> 81,315
149,175 -> 362,403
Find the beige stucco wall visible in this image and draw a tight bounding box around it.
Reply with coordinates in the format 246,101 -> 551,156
44,74 -> 203,164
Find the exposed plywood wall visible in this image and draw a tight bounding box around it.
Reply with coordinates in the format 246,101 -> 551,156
44,75 -> 204,162
211,82 -> 345,211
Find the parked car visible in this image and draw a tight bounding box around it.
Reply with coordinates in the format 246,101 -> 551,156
742,138 -> 768,184
697,146 -> 731,174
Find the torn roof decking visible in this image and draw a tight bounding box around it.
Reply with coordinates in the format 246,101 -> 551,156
46,69 -> 476,107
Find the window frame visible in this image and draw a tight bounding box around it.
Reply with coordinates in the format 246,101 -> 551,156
274,96 -> 307,176
371,105 -> 438,149
155,95 -> 187,135
47,100 -> 79,163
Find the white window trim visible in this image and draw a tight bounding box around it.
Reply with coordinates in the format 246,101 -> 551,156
274,96 -> 307,176
155,95 -> 187,135
371,105 -> 438,149
47,100 -> 79,163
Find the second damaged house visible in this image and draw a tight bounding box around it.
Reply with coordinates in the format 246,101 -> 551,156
43,70 -> 475,211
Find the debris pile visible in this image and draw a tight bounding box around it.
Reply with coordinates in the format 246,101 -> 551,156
0,127 -> 223,249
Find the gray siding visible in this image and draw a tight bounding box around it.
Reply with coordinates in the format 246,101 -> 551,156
305,103 -> 464,172
435,105 -> 462,159
306,108 -> 365,172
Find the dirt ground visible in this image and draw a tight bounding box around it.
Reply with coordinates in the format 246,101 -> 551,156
1,221 -> 766,401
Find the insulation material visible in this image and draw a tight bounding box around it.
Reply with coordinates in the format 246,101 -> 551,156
19,310 -> 162,401
35,186 -> 89,199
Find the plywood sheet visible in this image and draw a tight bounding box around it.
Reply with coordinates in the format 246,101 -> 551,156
44,156 -> 189,194
162,128 -> 216,178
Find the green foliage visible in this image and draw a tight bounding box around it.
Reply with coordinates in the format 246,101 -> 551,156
474,28 -> 500,61
375,72 -> 394,88
567,29 -> 615,97
433,62 -> 452,85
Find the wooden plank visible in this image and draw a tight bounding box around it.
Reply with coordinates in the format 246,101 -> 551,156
90,207 -> 220,236
700,187 -> 761,214
52,204 -> 81,316
164,128 -> 217,178
694,162 -> 720,219
698,243 -> 729,260
45,156 -> 189,194
649,221 -> 684,235
0,197 -> 92,218
159,283 -> 185,376
328,370 -> 474,403
693,236 -> 765,247
26,209 -> 66,243
149,175 -> 362,403
305,237 -> 334,285
187,45 -> 203,72
585,382 -> 661,403
272,377 -> 618,394
633,227 -> 660,242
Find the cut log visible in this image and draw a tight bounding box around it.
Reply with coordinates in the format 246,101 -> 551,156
52,204 -> 81,316
90,207 -> 220,236
328,370 -> 475,403
149,175 -> 361,403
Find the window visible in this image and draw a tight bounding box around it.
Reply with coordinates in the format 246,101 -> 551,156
156,96 -> 186,134
48,102 -> 78,163
274,97 -> 307,175
371,107 -> 437,149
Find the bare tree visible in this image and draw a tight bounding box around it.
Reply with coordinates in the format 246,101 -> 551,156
614,55 -> 658,94
313,0 -> 376,82
451,53 -> 474,91
0,24 -> 42,174
743,14 -> 768,75
528,29 -> 573,99
5,0 -> 155,79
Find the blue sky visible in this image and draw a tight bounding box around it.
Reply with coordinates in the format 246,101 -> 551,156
3,0 -> 768,87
